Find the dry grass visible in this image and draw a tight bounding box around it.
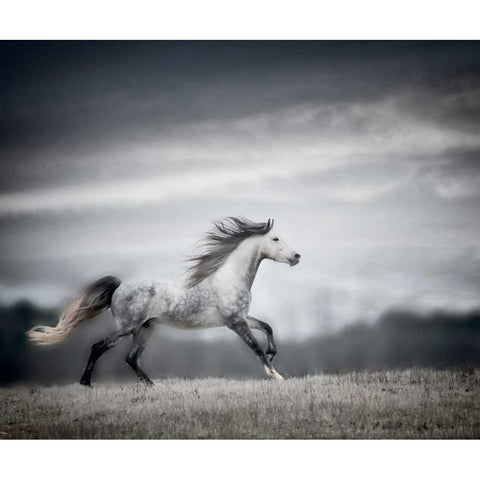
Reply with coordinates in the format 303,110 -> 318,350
1,368 -> 479,439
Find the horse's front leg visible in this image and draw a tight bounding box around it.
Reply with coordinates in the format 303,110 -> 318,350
247,316 -> 277,363
227,317 -> 284,380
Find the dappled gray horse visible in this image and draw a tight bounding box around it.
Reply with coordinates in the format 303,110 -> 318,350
27,217 -> 301,386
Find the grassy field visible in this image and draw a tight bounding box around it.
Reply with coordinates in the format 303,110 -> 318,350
1,368 -> 479,439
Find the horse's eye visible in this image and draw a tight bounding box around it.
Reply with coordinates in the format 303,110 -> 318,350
272,237 -> 279,242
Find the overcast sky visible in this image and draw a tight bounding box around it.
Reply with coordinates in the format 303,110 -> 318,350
1,41 -> 480,339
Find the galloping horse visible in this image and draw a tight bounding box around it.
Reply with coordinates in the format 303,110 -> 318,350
27,217 -> 301,386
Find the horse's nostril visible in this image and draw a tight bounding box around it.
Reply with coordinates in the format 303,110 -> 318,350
294,253 -> 301,259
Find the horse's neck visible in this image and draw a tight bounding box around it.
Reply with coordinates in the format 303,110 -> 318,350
213,237 -> 263,291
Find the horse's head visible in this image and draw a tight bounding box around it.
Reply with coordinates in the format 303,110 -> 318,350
260,219 -> 301,267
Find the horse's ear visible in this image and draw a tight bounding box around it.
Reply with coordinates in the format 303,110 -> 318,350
267,218 -> 274,230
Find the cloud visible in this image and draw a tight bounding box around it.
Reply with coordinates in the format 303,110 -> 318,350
3,81 -> 480,215
418,147 -> 480,199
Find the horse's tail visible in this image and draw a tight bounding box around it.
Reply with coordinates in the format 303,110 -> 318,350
27,276 -> 121,346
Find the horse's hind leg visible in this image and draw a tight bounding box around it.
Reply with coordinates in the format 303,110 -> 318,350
247,316 -> 277,362
126,320 -> 155,385
80,326 -> 135,387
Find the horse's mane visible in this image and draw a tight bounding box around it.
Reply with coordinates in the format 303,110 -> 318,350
184,216 -> 274,289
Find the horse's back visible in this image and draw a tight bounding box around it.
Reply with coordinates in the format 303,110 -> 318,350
111,279 -> 172,326
111,279 -> 223,330
149,281 -> 226,329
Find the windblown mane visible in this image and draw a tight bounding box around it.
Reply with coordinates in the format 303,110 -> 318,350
185,216 -> 274,288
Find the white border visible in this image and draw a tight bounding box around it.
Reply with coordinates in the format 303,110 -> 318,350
1,440 -> 480,479
0,0 -> 479,39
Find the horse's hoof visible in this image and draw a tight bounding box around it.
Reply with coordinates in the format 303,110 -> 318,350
265,366 -> 285,380
80,379 -> 93,388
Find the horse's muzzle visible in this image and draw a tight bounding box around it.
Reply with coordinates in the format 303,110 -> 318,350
288,253 -> 301,266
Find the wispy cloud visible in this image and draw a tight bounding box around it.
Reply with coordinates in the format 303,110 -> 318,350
3,87 -> 479,214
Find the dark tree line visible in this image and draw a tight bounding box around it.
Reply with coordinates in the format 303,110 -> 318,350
1,300 -> 480,385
